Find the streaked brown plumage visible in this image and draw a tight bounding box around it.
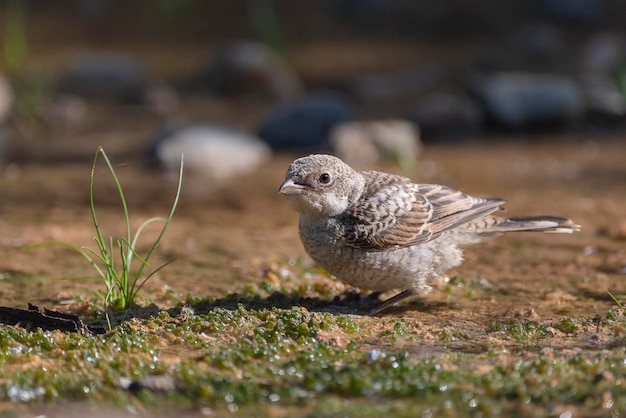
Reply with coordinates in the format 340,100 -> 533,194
279,154 -> 580,314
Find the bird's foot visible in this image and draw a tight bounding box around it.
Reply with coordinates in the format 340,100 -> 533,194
363,290 -> 416,315
333,289 -> 418,315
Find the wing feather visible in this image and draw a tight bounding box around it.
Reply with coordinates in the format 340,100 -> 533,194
343,172 -> 505,250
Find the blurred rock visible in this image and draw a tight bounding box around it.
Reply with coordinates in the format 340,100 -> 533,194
258,92 -> 353,151
57,54 -> 150,104
580,34 -> 626,75
577,34 -> 626,128
469,73 -> 583,128
0,73 -> 13,124
329,119 -> 421,170
145,123 -> 271,182
405,92 -> 484,140
345,66 -> 447,102
581,74 -> 626,118
188,41 -> 302,102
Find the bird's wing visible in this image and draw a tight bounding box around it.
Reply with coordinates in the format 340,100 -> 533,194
343,173 -> 505,250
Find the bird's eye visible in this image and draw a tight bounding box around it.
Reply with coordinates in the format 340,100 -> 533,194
318,173 -> 331,184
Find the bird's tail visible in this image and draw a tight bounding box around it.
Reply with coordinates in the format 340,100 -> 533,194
483,216 -> 581,234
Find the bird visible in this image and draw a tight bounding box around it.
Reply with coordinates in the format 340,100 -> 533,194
278,154 -> 580,314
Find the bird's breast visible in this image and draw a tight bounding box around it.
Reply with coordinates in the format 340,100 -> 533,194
297,218 -> 467,293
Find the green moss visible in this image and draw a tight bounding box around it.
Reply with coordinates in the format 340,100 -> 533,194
559,317 -> 578,334
2,302 -> 626,416
392,319 -> 408,336
439,328 -> 456,342
606,309 -> 619,321
488,319 -> 547,341
335,315 -> 360,333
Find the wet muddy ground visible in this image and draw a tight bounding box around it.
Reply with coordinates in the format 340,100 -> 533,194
1,135 -> 625,337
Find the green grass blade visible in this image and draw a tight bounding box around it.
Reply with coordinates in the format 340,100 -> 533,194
130,258 -> 177,302
608,291 -> 626,313
130,217 -> 168,250
89,148 -> 109,262
97,148 -> 132,245
132,155 -> 183,284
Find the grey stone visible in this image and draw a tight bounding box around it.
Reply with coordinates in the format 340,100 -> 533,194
258,92 -> 353,151
329,119 -> 421,169
470,73 -> 583,128
145,123 -> 270,181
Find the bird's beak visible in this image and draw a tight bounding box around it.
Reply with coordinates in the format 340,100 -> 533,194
279,179 -> 305,195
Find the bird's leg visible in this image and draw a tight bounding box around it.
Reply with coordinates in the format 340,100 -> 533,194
367,290 -> 414,315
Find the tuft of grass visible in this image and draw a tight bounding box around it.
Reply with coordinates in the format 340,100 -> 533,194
29,147 -> 183,316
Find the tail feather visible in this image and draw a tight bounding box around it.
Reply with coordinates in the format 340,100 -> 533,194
484,216 -> 581,234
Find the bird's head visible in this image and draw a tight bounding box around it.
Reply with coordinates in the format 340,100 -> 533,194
279,154 -> 364,219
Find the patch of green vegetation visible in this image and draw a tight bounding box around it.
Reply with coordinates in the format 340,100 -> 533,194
392,319 -> 408,336
438,326 -> 464,342
0,300 -> 626,417
606,308 -> 622,321
558,317 -> 578,334
488,319 -> 547,342
335,315 -> 360,334
2,304 -> 626,416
